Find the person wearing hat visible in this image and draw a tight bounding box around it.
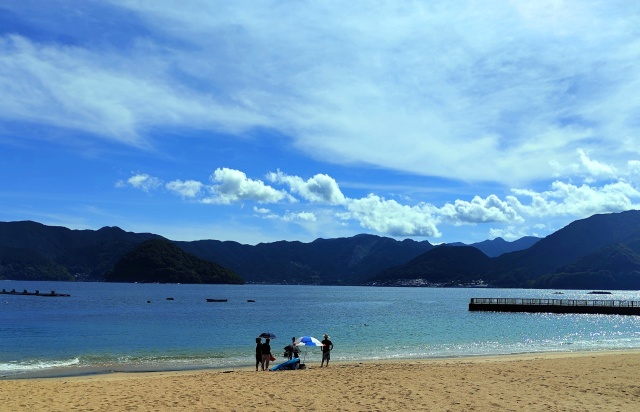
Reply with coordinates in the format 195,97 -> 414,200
320,333 -> 333,367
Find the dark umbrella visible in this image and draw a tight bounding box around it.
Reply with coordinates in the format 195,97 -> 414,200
258,332 -> 277,339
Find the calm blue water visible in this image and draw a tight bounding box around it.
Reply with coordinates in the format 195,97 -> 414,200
3,280 -> 640,378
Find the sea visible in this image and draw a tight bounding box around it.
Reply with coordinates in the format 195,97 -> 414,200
3,280 -> 640,378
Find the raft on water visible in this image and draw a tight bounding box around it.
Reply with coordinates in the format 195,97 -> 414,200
469,297 -> 640,316
1,288 -> 70,297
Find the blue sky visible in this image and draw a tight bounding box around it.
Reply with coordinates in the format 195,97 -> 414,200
1,1 -> 640,245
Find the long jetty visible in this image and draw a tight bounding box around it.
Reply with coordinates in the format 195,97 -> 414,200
1,288 -> 70,297
469,297 -> 640,315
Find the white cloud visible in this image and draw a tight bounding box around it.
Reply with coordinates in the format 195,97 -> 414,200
126,173 -> 162,192
628,160 -> 640,175
267,170 -> 346,204
0,34 -> 268,147
510,180 -> 640,218
166,180 -> 203,198
437,195 -> 523,224
136,157 -> 640,239
117,154 -> 640,240
4,2 -> 640,185
577,149 -> 617,180
204,168 -> 291,205
345,194 -> 441,237
283,211 -> 317,222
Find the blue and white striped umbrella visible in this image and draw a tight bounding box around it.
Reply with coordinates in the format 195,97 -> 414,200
294,336 -> 324,362
294,336 -> 323,347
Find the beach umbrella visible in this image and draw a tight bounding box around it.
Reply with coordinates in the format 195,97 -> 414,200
294,336 -> 324,362
294,336 -> 323,347
258,332 -> 277,340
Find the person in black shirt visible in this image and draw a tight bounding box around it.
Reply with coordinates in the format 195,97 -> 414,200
320,334 -> 333,367
255,338 -> 262,371
261,338 -> 272,371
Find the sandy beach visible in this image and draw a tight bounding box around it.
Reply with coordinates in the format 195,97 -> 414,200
2,351 -> 640,411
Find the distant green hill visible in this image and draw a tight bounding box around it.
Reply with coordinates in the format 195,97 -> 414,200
373,210 -> 640,289
176,234 -> 434,284
4,210 -> 640,289
370,245 -> 492,286
533,243 -> 640,289
105,239 -> 243,284
0,221 -> 434,284
447,236 -> 539,257
0,246 -> 73,281
0,221 -> 160,280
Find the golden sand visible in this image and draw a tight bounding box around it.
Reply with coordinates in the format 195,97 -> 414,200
2,351 -> 640,411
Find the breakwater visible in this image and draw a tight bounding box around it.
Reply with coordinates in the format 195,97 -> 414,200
469,297 -> 640,315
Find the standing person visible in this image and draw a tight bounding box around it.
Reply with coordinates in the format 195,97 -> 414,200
291,337 -> 300,359
255,338 -> 262,371
285,336 -> 299,360
320,333 -> 333,367
261,338 -> 272,371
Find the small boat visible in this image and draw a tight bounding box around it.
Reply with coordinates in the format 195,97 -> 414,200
587,291 -> 612,295
206,298 -> 228,302
166,297 -> 175,300
247,299 -> 255,303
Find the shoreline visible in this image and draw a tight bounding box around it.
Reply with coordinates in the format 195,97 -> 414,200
4,347 -> 640,380
2,349 -> 640,411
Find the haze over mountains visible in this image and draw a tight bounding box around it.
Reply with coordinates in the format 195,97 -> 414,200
2,210 -> 640,289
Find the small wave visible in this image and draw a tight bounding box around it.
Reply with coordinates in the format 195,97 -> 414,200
0,357 -> 80,376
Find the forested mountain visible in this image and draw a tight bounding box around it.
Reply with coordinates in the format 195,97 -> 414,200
375,210 -> 640,289
175,234 -> 434,284
105,239 -> 243,284
0,221 -> 434,284
450,236 -> 540,257
0,245 -> 73,281
0,221 -> 160,280
371,245 -> 492,286
533,244 -> 640,290
2,210 -> 640,289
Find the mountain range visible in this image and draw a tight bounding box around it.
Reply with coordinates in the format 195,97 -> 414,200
2,210 -> 640,289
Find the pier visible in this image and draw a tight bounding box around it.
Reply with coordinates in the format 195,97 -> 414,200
1,288 -> 70,297
469,297 -> 640,315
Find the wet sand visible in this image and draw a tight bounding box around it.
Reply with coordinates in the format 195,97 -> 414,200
2,351 -> 640,411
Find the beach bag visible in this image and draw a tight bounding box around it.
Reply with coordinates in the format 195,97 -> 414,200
270,354 -> 276,362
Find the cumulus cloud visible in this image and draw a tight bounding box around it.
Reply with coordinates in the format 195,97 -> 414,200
204,168 -> 291,205
510,180 -> 640,218
126,174 -> 162,192
437,195 -> 523,224
120,155 -> 640,240
577,149 -> 617,180
345,194 -> 441,237
166,180 -> 203,198
267,170 -> 346,204
628,160 -> 640,175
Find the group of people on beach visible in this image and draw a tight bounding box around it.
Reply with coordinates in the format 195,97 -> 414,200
255,334 -> 333,371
